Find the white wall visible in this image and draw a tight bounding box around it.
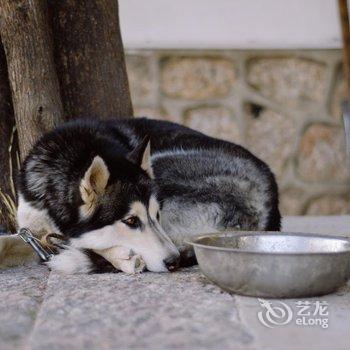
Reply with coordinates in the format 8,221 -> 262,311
119,0 -> 341,49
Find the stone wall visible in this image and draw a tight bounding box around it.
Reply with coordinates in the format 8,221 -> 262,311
125,50 -> 350,216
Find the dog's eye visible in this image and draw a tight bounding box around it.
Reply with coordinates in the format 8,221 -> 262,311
156,212 -> 160,221
122,216 -> 140,229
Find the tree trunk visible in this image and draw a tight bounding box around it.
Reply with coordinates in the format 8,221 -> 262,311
0,41 -> 18,232
49,0 -> 133,120
0,0 -> 64,159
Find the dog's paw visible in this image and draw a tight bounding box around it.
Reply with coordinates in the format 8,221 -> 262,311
97,246 -> 135,261
118,253 -> 146,274
96,246 -> 146,274
47,247 -> 93,274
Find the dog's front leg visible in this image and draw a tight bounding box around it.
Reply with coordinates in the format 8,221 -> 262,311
96,246 -> 146,274
48,246 -> 146,274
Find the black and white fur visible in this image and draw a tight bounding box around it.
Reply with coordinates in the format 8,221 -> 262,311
4,118 -> 281,273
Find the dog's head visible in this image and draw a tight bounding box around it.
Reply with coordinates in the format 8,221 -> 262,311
69,137 -> 180,272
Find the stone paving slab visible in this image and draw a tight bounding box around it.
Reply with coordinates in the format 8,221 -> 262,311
0,266 -> 49,350
29,268 -> 255,350
1,216 -> 350,350
235,281 -> 350,350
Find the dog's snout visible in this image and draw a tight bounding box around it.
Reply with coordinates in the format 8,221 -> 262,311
163,255 -> 180,272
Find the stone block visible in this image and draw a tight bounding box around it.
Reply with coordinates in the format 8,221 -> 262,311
161,57 -> 235,100
306,194 -> 350,215
246,108 -> 297,180
247,57 -> 327,108
126,55 -> 156,104
279,188 -> 305,216
184,105 -> 241,142
134,106 -> 163,119
297,123 -> 350,181
330,70 -> 346,121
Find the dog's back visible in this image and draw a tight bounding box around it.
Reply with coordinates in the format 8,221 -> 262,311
116,119 -> 281,245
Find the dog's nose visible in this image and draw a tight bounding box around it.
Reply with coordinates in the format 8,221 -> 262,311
163,255 -> 180,272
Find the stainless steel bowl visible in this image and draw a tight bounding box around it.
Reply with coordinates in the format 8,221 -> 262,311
188,232 -> 350,298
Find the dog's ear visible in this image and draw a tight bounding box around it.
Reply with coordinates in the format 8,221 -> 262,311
79,156 -> 110,217
128,136 -> 154,178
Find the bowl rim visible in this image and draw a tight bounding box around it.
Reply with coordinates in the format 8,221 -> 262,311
186,231 -> 350,256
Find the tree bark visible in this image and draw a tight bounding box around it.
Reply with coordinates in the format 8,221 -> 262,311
0,0 -> 64,159
0,41 -> 18,232
49,0 -> 133,120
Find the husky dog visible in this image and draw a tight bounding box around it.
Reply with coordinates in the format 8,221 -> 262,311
2,118 -> 280,273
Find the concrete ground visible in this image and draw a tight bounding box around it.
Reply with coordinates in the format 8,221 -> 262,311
1,216 -> 350,350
